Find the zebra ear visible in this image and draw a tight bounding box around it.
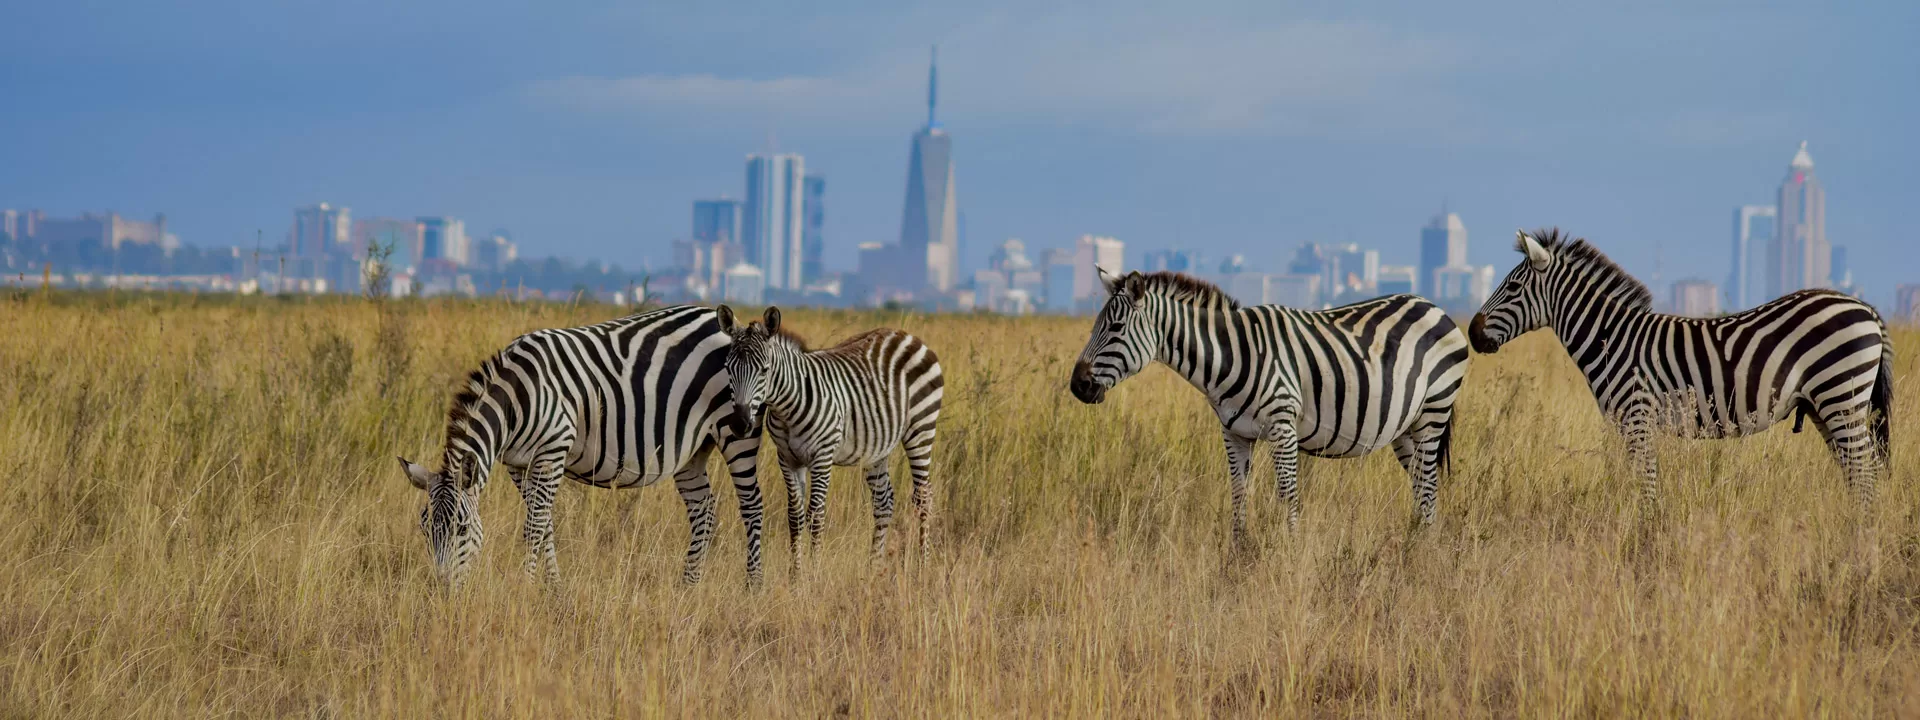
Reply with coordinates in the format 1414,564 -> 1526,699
1098,266 -> 1122,295
763,306 -> 782,333
1518,230 -> 1553,271
398,457 -> 434,491
715,305 -> 735,331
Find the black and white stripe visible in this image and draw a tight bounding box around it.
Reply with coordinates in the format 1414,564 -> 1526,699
1470,229 -> 1894,511
398,304 -> 765,587
719,306 -> 944,563
1069,269 -> 1472,538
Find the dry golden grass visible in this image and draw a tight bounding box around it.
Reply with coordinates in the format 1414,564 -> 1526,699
1,293 -> 1916,717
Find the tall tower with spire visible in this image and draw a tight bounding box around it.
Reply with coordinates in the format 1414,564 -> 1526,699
1770,141 -> 1828,296
896,45 -> 959,295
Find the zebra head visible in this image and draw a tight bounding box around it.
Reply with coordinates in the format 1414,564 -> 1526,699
399,455 -> 485,589
717,304 -> 775,434
1071,267 -> 1154,404
1470,229 -> 1557,354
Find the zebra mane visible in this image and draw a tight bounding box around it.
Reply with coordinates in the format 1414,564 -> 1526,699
445,366 -> 490,432
1134,271 -> 1241,311
1525,228 -> 1654,311
763,324 -> 812,352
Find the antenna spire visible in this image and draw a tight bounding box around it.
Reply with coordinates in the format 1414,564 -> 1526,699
927,45 -> 939,129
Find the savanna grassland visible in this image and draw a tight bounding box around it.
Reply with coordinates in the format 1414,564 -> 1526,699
1,292 -> 1917,717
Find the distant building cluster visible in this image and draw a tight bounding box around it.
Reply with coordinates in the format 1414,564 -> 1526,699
652,49 -> 963,310
269,204 -> 517,296
1726,142 -> 1852,312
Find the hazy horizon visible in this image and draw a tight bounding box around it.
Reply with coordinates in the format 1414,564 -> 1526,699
4,1 -> 1915,303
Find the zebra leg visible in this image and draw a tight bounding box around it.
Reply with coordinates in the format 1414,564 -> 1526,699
673,443 -> 719,585
1814,396 -> 1881,511
905,426 -> 937,554
1219,429 -> 1254,548
1271,423 -> 1303,531
519,459 -> 564,584
805,455 -> 834,554
863,461 -> 895,561
721,429 -> 766,587
1391,433 -> 1440,526
778,456 -> 806,569
1619,404 -> 1660,518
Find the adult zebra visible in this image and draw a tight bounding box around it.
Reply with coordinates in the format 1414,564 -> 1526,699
1469,229 -> 1893,511
397,304 -> 766,588
1069,269 -> 1472,538
718,306 -> 944,563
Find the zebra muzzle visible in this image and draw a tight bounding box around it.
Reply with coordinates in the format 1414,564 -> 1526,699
1468,313 -> 1500,354
1069,361 -> 1106,404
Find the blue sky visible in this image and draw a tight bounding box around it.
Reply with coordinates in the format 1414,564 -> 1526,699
3,1 -> 1915,302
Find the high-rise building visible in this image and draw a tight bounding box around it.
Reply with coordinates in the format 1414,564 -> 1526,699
897,46 -> 959,295
693,199 -> 743,245
418,216 -> 468,267
1729,205 -> 1776,309
293,204 -> 349,260
1377,265 -> 1418,296
1431,265 -> 1496,315
991,238 -> 1034,273
1771,141 -> 1828,296
352,218 -> 424,268
802,175 -> 825,283
1042,248 -> 1077,313
1328,243 -> 1379,300
1145,249 -> 1206,274
1671,278 -> 1719,317
745,154 -> 805,290
1,209 -> 17,241
1072,235 -> 1125,303
471,232 -> 517,273
1419,212 -> 1467,296
722,263 -> 765,305
1896,285 -> 1920,324
1832,245 -> 1852,293
34,212 -> 170,250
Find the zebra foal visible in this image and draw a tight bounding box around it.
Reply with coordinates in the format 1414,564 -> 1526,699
1470,229 -> 1893,512
719,306 -> 945,564
397,305 -> 766,588
1069,269 -> 1472,539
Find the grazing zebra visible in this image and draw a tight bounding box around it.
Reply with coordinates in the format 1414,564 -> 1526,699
397,304 -> 766,588
718,306 -> 945,563
1069,269 -> 1472,538
1470,229 -> 1893,512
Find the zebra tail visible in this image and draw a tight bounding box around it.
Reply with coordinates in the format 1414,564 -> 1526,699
1873,322 -> 1894,470
1436,417 -> 1455,479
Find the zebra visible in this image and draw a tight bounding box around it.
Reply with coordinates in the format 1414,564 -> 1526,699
1470,228 -> 1894,512
396,304 -> 766,588
717,305 -> 945,563
1069,269 -> 1472,540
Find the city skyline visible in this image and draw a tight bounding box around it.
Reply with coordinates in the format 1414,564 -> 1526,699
1,4 -> 1915,307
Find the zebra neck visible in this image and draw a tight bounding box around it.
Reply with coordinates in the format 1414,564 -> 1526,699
763,342 -> 815,417
441,427 -> 501,494
1153,303 -> 1241,398
1551,292 -> 1647,377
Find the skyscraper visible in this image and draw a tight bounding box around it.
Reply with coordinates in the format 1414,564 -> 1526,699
1771,141 -> 1827,296
1419,212 -> 1467,296
897,47 -> 959,295
745,154 -> 805,290
1729,205 -> 1776,309
1072,235 -> 1125,303
693,199 -> 742,245
293,203 -> 349,259
418,216 -> 468,267
802,174 -> 825,283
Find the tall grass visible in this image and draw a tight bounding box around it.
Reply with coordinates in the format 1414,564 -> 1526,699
1,293 -> 1916,716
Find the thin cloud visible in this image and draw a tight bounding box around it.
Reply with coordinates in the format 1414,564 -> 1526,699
524,15 -> 1470,137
